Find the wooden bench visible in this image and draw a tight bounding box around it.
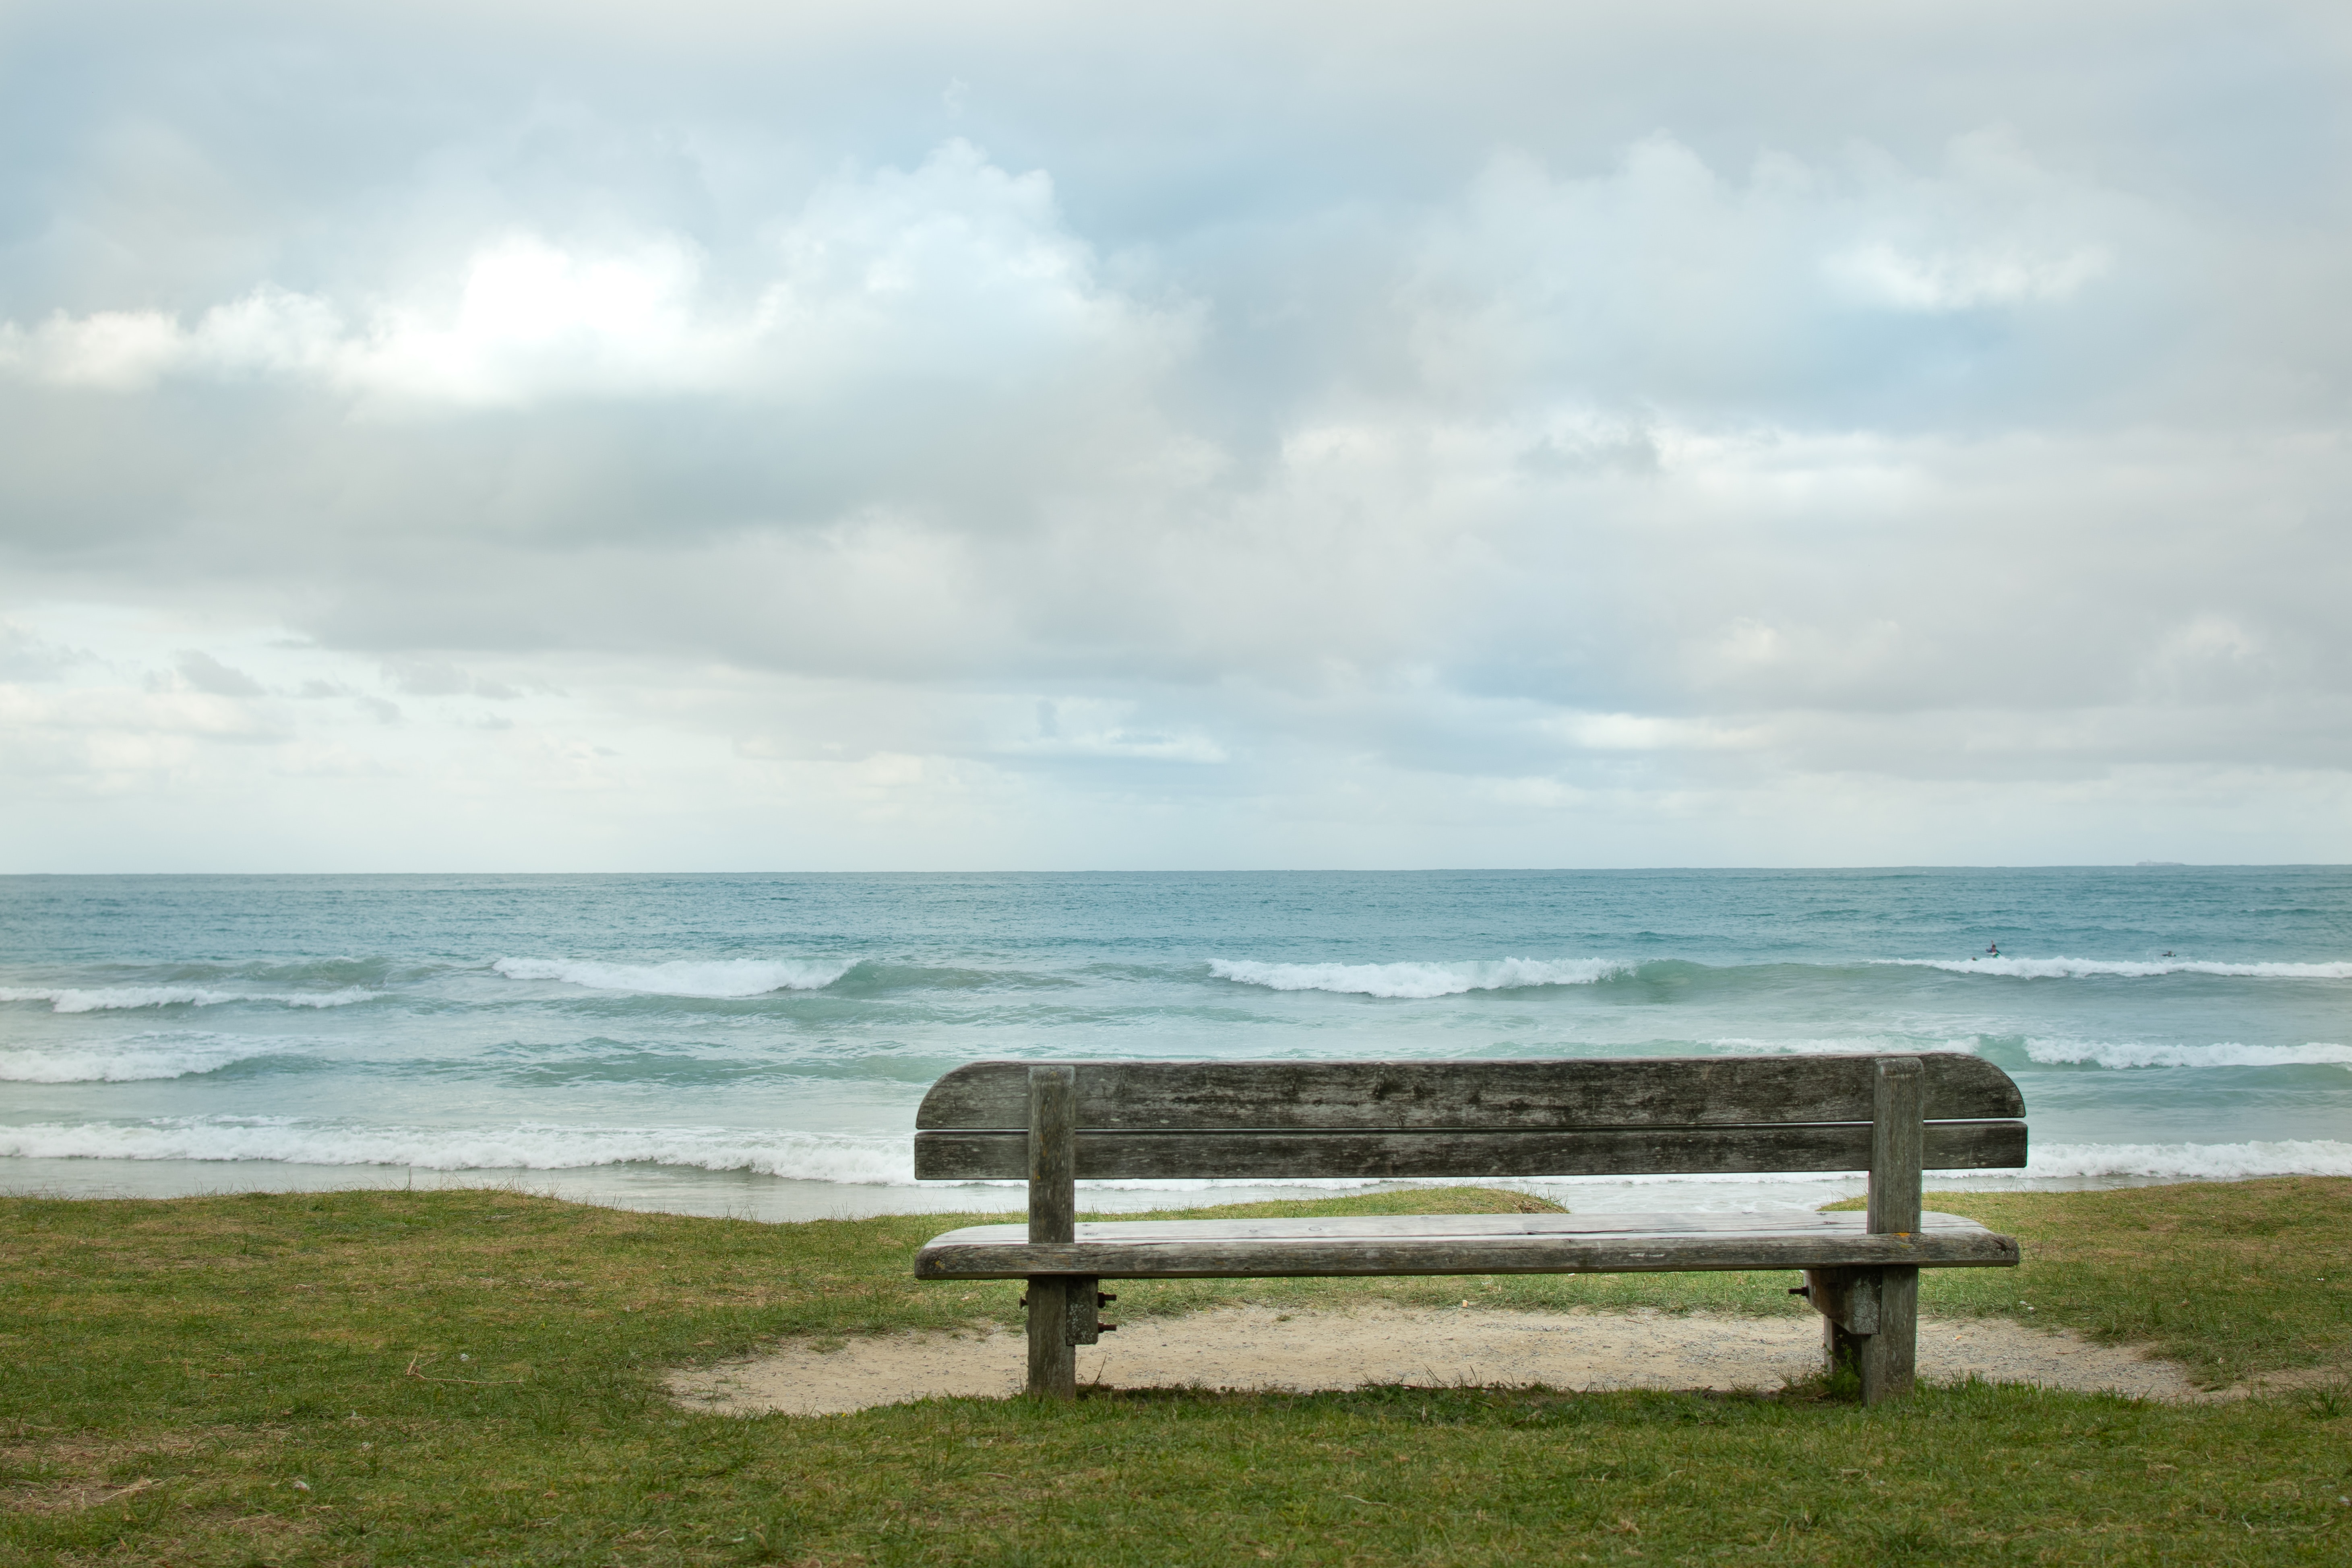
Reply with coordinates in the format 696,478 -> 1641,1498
913,1053 -> 2026,1405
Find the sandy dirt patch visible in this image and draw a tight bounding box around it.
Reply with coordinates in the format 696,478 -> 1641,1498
668,1303 -> 2219,1416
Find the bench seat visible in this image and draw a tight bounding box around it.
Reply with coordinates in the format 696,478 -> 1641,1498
916,1209 -> 2020,1280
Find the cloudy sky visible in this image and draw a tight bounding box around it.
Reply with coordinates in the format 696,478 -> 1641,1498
3,0 -> 2348,871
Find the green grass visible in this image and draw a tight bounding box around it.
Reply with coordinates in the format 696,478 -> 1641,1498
4,1179 -> 2349,1565
1841,1182 -> 2352,1386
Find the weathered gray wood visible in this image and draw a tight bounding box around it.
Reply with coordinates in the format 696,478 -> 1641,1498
1802,1266 -> 1880,1334
916,1227 -> 2018,1281
1024,1277 -> 1077,1399
1862,1267 -> 1919,1404
917,1052 -> 2025,1407
1066,1277 -> 1103,1345
1868,1057 -> 1925,1235
1024,1067 -> 1077,1399
914,1119 -> 2027,1181
918,1053 -> 2025,1132
1027,1067 -> 1077,1245
928,1209 -> 2002,1245
1856,1059 -> 1926,1403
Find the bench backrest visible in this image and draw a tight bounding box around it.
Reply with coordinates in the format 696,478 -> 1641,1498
913,1054 -> 2026,1181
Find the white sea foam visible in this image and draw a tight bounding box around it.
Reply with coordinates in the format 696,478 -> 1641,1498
490,957 -> 856,998
2025,1037 -> 2352,1072
1703,1036 -> 1977,1057
0,985 -> 379,1014
0,1034 -> 285,1083
2024,1140 -> 2352,1179
8,1118 -> 2348,1190
0,1118 -> 911,1184
1882,956 -> 2352,980
1207,957 -> 1630,999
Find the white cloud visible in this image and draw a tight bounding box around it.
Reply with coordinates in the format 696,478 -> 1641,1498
0,142 -> 1190,412
1541,713 -> 1766,753
0,2 -> 2347,868
1829,242 -> 2111,312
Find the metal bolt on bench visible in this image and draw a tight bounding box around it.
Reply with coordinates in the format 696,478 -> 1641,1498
912,1053 -> 2025,1405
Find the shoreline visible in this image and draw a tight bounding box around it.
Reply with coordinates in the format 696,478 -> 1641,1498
0,1154 -> 2251,1222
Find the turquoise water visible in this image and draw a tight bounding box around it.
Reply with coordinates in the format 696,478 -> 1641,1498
2,868 -> 2347,1215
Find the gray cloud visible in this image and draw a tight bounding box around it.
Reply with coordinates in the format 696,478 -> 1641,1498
172,650 -> 265,697
0,0 -> 2347,867
380,659 -> 522,699
0,622 -> 90,681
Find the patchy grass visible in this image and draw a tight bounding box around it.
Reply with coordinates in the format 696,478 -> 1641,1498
1836,1179 -> 2352,1386
1084,1179 -> 2352,1357
2,1180 -> 2348,1565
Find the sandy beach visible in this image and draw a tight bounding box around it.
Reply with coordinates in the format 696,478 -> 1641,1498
668,1302 -> 2236,1416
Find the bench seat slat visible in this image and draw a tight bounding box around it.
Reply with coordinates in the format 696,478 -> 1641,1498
920,1209 -> 2001,1244
916,1053 -> 2024,1132
915,1211 -> 2020,1280
914,1120 -> 2028,1180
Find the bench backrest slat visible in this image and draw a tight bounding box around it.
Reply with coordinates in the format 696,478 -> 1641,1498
912,1053 -> 2027,1182
917,1120 -> 2026,1181
918,1054 -> 2021,1131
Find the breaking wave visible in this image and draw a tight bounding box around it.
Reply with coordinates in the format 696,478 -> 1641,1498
1882,956 -> 2352,980
0,1034 -> 288,1083
0,1118 -> 910,1184
2023,1038 -> 2352,1072
490,957 -> 857,998
0,985 -> 379,1014
1207,957 -> 1631,999
2024,1140 -> 2352,1179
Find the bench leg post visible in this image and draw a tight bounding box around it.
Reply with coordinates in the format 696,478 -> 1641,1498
1023,1066 -> 1081,1401
1025,1277 -> 1077,1400
1857,1055 -> 1923,1406
1858,1266 -> 1917,1405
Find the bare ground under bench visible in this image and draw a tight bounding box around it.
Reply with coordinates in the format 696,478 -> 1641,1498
668,1304 -> 2236,1417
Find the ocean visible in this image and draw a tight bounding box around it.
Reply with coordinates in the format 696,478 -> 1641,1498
3,868 -> 2347,1219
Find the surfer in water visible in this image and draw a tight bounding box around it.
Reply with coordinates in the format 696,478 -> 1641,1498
1985,941 -> 2000,958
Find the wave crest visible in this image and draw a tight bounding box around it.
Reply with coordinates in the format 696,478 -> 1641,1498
1883,957 -> 2352,980
0,985 -> 379,1014
0,1034 -> 286,1083
490,957 -> 856,998
0,1118 -> 910,1184
1207,957 -> 1631,999
2024,1038 -> 2352,1072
